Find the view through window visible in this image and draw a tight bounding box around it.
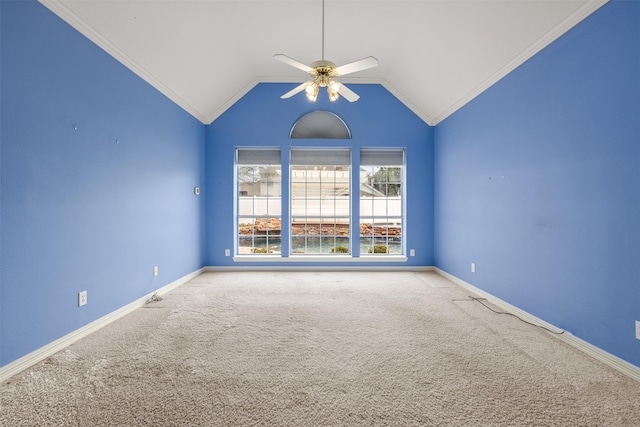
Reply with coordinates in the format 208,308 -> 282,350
359,150 -> 404,255
236,148 -> 404,257
237,149 -> 282,255
290,149 -> 351,254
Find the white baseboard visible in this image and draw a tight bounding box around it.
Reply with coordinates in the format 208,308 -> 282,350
7,266 -> 635,385
205,265 -> 436,272
232,255 -> 409,263
0,268 -> 204,384
436,268 -> 640,383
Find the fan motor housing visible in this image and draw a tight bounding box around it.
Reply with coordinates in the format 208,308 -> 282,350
310,60 -> 338,86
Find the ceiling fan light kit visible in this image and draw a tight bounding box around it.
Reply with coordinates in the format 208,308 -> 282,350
305,82 -> 319,102
275,0 -> 378,103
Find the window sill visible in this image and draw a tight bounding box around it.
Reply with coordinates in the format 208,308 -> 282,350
232,255 -> 408,263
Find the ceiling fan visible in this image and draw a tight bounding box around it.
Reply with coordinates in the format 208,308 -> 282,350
274,0 -> 378,103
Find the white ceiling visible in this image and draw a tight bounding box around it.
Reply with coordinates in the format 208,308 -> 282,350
40,0 -> 607,126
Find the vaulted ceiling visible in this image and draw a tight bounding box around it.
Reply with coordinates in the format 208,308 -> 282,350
40,0 -> 607,126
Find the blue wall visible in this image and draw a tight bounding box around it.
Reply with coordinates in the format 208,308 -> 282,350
0,1 -> 205,366
205,83 -> 434,267
434,0 -> 640,366
0,0 -> 4,364
2,0 -> 637,372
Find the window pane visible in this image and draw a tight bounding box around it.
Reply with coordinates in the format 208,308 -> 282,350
239,220 -> 254,237
392,221 -> 403,241
237,217 -> 282,255
372,198 -> 388,216
319,237 -> 331,253
267,197 -> 282,216
291,236 -> 306,254
388,198 -> 402,216
335,198 -> 349,216
307,223 -> 321,236
236,149 -> 281,256
291,222 -> 304,236
360,198 -> 374,216
305,183 -> 321,201
359,150 -> 404,256
238,198 -> 254,216
335,221 -> 349,237
320,222 -> 335,236
388,183 -> 402,196
387,167 -> 402,183
238,166 -> 258,184
290,154 -> 351,255
322,202 -> 336,217
252,198 -> 270,216
291,168 -> 306,183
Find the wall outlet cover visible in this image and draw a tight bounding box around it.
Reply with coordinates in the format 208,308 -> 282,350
78,291 -> 87,307
636,321 -> 640,340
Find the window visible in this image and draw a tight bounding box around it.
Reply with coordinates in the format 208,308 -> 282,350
235,147 -> 406,260
237,149 -> 281,254
290,111 -> 351,139
360,150 -> 404,255
290,149 -> 351,255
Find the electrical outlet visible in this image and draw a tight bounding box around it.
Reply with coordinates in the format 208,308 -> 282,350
471,263 -> 476,273
636,321 -> 640,340
409,249 -> 415,256
225,249 -> 231,257
153,266 -> 158,277
78,291 -> 87,307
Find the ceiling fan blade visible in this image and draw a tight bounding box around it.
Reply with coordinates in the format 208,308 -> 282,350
281,82 -> 309,99
334,56 -> 378,76
274,54 -> 313,73
337,83 -> 360,102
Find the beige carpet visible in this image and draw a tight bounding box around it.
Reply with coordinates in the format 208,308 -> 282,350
1,271 -> 639,426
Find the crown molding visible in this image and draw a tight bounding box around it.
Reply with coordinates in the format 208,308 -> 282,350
37,0 -> 435,127
38,0 -> 210,124
431,0 -> 609,125
206,76 -> 435,127
39,0 -> 608,128
379,79 -> 436,126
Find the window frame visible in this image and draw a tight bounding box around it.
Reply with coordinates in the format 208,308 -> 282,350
236,149 -> 282,256
359,149 -> 405,256
289,148 -> 352,256
233,147 -> 408,263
